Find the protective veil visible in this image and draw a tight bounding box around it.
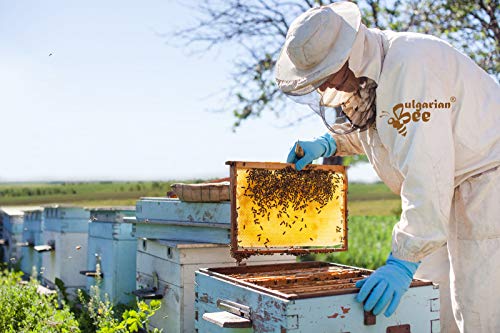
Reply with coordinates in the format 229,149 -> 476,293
331,23 -> 500,332
287,78 -> 377,135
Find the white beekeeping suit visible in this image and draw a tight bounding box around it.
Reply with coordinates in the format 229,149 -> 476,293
276,2 -> 500,332
333,15 -> 500,333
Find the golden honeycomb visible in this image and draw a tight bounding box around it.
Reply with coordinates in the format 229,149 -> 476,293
234,164 -> 346,250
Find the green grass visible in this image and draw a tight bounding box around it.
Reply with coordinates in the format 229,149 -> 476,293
301,216 -> 397,269
348,182 -> 399,201
349,199 -> 401,216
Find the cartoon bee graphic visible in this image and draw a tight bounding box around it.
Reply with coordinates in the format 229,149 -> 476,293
379,103 -> 411,137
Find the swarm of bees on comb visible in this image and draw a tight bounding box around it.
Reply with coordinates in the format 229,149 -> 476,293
234,165 -> 346,253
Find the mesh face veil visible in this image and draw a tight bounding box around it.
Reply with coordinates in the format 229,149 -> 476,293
287,91 -> 357,135
286,77 -> 377,135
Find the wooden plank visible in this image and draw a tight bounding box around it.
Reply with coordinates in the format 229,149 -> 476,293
225,161 -> 345,172
268,279 -> 365,293
229,161 -> 239,260
343,164 -> 349,252
202,261 -> 329,275
238,270 -> 362,283
245,274 -> 363,287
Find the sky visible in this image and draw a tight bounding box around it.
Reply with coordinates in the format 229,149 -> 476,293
0,0 -> 379,183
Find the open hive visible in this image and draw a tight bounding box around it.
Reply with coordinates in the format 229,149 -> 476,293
196,162 -> 438,332
226,161 -> 347,260
202,261 -> 430,300
202,261 -> 373,300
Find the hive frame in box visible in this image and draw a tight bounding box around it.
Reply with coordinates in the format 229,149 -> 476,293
226,161 -> 348,261
198,261 -> 432,301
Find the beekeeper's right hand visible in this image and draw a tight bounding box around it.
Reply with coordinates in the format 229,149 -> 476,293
286,133 -> 337,171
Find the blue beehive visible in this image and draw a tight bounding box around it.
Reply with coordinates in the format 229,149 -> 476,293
134,198 -> 231,244
20,208 -> 44,277
0,207 -> 30,265
36,205 -> 90,294
83,207 -> 136,304
195,263 -> 440,333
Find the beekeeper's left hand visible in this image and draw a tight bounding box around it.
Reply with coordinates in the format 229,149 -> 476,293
355,253 -> 420,317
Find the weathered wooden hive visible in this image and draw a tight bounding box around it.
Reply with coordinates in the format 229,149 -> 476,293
36,205 -> 90,294
82,207 -> 136,304
132,197 -> 296,333
194,161 -> 440,333
20,208 -> 44,277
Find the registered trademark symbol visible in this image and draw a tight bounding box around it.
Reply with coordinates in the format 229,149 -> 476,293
450,96 -> 456,103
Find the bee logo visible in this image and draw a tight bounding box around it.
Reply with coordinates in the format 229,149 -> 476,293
379,103 -> 411,137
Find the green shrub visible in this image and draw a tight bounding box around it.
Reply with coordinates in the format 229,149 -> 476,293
0,270 -> 80,333
0,267 -> 162,333
77,264 -> 162,333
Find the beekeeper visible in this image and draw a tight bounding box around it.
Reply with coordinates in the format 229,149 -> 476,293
275,2 -> 500,332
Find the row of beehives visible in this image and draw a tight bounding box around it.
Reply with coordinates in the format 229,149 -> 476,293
0,199 -> 296,333
0,205 -> 136,301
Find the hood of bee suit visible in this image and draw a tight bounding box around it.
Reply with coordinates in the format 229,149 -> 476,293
321,24 -> 388,107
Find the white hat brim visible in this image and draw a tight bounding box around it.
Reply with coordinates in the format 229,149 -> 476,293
275,2 -> 361,94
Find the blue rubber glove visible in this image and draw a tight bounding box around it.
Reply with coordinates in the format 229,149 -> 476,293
286,133 -> 336,171
355,253 -> 420,317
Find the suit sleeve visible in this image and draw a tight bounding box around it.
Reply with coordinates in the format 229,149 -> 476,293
378,56 -> 455,262
330,131 -> 365,156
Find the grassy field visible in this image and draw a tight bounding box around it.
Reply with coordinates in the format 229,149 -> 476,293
0,181 -> 400,216
0,181 -> 196,207
301,216 -> 396,269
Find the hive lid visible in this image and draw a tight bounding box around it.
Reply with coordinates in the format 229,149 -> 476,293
226,161 -> 348,261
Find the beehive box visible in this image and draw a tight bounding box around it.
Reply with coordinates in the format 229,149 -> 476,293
0,207 -> 32,265
20,208 -> 44,277
134,198 -> 231,244
195,262 -> 440,333
194,162 -> 440,332
135,239 -> 296,333
37,205 -> 90,294
83,207 -> 136,304
133,197 -> 296,333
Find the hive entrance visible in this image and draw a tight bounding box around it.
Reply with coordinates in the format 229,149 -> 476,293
226,161 -> 348,260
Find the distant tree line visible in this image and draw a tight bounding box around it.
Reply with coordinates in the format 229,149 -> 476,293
0,187 -> 77,198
